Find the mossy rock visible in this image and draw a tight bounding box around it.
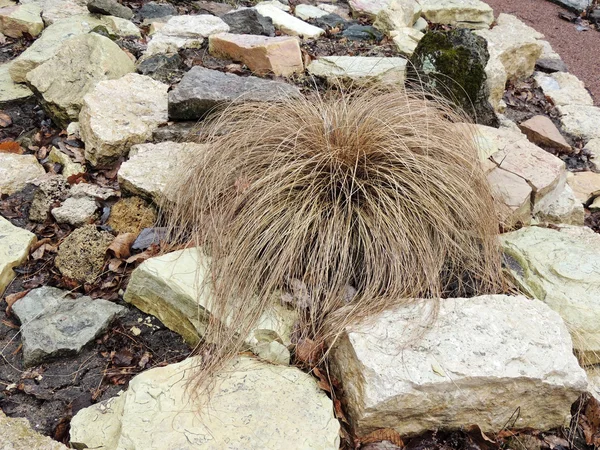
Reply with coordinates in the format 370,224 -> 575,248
407,28 -> 498,127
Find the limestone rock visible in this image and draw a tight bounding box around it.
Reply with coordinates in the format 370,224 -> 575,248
117,141 -> 205,203
295,3 -> 328,20
70,356 -> 340,450
307,55 -> 407,84
20,0 -> 88,24
390,27 -> 423,56
168,66 -> 300,120
331,294 -> 587,436
144,14 -> 229,58
255,0 -> 291,12
348,0 -> 391,18
107,196 -> 157,235
221,7 -> 274,36
419,0 -> 493,29
0,62 -> 33,104
51,196 -> 98,226
558,104 -> 600,141
0,3 -> 44,38
48,147 -> 86,178
87,0 -> 133,19
26,33 -> 135,128
567,171 -> 600,204
585,138 -> 600,170
0,216 -> 36,296
79,73 -> 168,167
0,409 -> 68,450
518,115 -> 571,152
502,226 -> 600,364
123,248 -> 298,347
474,13 -> 543,80
0,153 -> 44,195
28,175 -> 69,222
534,71 -> 593,106
373,0 -> 420,33
533,184 -> 584,226
486,166 -> 532,226
69,182 -> 117,200
254,3 -> 324,38
12,286 -> 126,367
483,55 -> 507,111
55,224 -> 113,283
92,14 -> 140,38
209,33 -> 303,76
318,2 -> 352,20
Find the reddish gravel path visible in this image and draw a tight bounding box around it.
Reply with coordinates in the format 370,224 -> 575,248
483,0 -> 600,105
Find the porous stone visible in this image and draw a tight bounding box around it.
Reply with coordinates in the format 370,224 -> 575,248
70,356 -> 340,450
474,14 -> 543,80
12,286 -> 126,367
55,224 -> 113,283
20,0 -> 88,24
123,248 -> 298,347
501,226 -> 600,364
533,184 -> 584,226
221,7 -> 274,36
518,115 -> 571,152
307,55 -> 407,84
137,1 -> 176,20
0,216 -> 36,296
209,33 -> 303,76
486,166 -> 532,226
87,0 -> 133,19
0,3 -> 44,38
26,33 -> 135,128
558,104 -> 600,141
107,196 -> 157,235
419,0 -> 493,29
534,71 -> 594,106
168,66 -> 300,120
254,3 -> 324,38
51,196 -> 98,226
567,171 -> 600,204
0,62 -> 33,104
48,147 -> 86,178
117,141 -> 205,203
79,73 -> 168,167
0,153 -> 44,195
0,409 -> 68,450
373,0 -> 420,33
27,175 -> 69,222
331,294 -> 587,435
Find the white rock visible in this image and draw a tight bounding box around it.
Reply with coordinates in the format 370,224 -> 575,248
0,216 -> 36,296
585,138 -> 600,170
534,71 -> 593,106
0,153 -> 45,195
533,183 -> 584,226
419,0 -> 493,29
0,3 -> 44,38
486,166 -> 532,226
294,4 -> 328,20
0,62 -> 33,103
255,340 -> 291,365
117,141 -> 205,203
79,73 -> 168,167
502,226 -> 600,365
390,27 -> 423,57
21,0 -> 88,24
51,196 -> 98,226
558,104 -> 600,141
567,171 -> 600,204
70,356 -> 340,450
256,0 -> 291,11
123,247 -> 298,348
255,3 -> 324,38
307,56 -> 407,84
484,54 -> 507,111
373,0 -> 421,33
48,147 -> 85,178
348,0 -> 391,18
413,16 -> 427,31
1,409 -> 68,450
331,294 -> 587,435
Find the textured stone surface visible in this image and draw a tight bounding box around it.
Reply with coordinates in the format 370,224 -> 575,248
28,175 -> 69,222
518,115 -> 571,152
486,166 -> 532,226
209,32 -> 303,76
502,226 -> 600,364
308,55 -> 406,84
0,409 -> 68,450
348,0 -> 391,17
168,66 -> 300,120
255,3 -> 324,38
117,141 -> 205,203
390,27 -> 422,56
26,33 -> 135,128
483,54 -> 507,111
222,7 -> 274,36
585,138 -> 600,170
0,216 -> 36,296
138,1 -> 175,19
70,356 -> 340,450
48,147 -> 86,177
107,196 -> 156,235
0,62 -> 33,104
87,0 -> 133,19
295,3 -> 328,20
69,182 -> 117,200
0,153 -> 44,195
0,3 -> 43,38
567,171 -> 600,204
475,13 -> 543,80
534,184 -> 584,225
12,286 -> 126,367
419,0 -> 493,29
534,71 -> 594,106
331,294 -> 587,436
373,0 -> 420,33
558,104 -> 600,141
536,39 -> 567,73
20,0 -> 88,24
79,73 -> 168,167
51,196 -> 98,226
123,248 -> 298,347
55,224 -> 113,283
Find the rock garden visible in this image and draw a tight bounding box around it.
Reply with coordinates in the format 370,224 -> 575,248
1,0 -> 600,448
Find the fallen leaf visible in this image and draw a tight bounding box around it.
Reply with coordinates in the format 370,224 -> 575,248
108,258 -> 124,272
125,245 -> 160,265
333,398 -> 349,424
360,428 -> 405,447
295,338 -> 322,365
0,141 -> 23,154
108,233 -> 137,259
0,112 -> 12,127
5,290 -> 30,316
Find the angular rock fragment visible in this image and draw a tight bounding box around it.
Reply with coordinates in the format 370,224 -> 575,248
107,196 -> 157,234
0,216 -> 36,296
419,0 -> 493,29
221,7 -> 274,35
0,62 -> 33,104
51,196 -> 98,226
518,115 -> 571,153
486,166 -> 532,226
27,174 -> 70,222
0,410 -> 68,450
138,1 -> 176,20
534,71 -> 594,107
308,55 -> 407,85
533,184 -> 584,226
558,105 -> 600,141
373,0 -> 420,34
87,0 -> 133,19
0,3 -> 44,38
255,3 -> 324,38
295,4 -> 328,20
567,171 -> 600,204
0,153 -> 44,195
20,0 -> 88,24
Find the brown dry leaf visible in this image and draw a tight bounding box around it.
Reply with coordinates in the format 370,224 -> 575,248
5,290 -> 30,316
31,245 -> 46,260
295,338 -> 322,365
125,245 -> 160,265
583,396 -> 600,445
0,141 -> 23,154
312,367 -> 332,392
108,258 -> 124,272
1,319 -> 19,329
333,398 -> 349,424
108,233 -> 137,259
0,112 -> 12,127
359,428 -> 405,447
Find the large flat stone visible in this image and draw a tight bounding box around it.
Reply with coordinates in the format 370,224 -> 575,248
307,55 -> 407,84
348,0 -> 390,17
20,0 -> 88,24
117,141 -> 205,203
123,248 -> 298,348
419,0 -> 493,29
534,71 -> 594,107
254,3 -> 324,38
0,216 -> 36,296
0,3 -> 44,38
558,104 -> 600,141
70,356 -> 340,450
168,66 -> 300,120
79,73 -> 168,167
518,115 -> 572,152
567,171 -> 600,204
331,294 -> 587,436
26,33 -> 135,128
0,153 -> 45,195
0,409 -> 68,450
0,62 -> 33,104
501,226 -> 600,364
